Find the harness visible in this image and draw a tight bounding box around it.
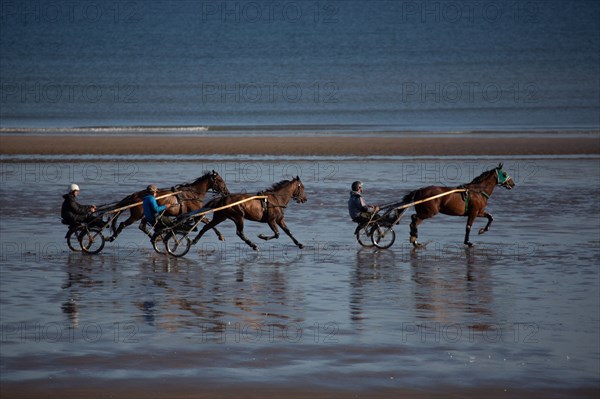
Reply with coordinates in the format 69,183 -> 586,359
460,189 -> 491,214
460,166 -> 510,214
173,190 -> 184,216
257,181 -> 302,221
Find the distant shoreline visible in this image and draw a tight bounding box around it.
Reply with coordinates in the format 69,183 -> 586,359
1,126 -> 599,136
1,135 -> 598,156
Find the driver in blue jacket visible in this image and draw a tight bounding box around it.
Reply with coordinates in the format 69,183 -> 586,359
143,184 -> 173,229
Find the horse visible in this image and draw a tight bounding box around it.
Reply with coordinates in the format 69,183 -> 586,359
191,176 -> 307,250
110,170 -> 230,241
403,163 -> 515,247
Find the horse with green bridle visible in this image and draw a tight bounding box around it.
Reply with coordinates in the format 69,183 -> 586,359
402,163 -> 515,247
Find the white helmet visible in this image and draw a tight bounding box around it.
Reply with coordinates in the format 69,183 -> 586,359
69,183 -> 80,192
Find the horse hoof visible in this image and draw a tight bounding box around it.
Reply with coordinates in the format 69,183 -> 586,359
412,241 -> 423,249
218,235 -> 225,242
478,228 -> 486,235
409,236 -> 417,244
252,246 -> 259,251
258,234 -> 268,240
297,244 -> 304,249
465,242 -> 473,247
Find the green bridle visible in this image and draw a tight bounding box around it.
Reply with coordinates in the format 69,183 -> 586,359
495,167 -> 511,185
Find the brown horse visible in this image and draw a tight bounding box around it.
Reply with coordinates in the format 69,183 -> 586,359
191,176 -> 307,250
404,163 -> 515,247
110,170 -> 230,240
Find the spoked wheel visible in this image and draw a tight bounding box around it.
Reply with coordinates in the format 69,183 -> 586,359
165,231 -> 191,258
66,226 -> 83,252
79,227 -> 106,254
372,226 -> 396,249
151,231 -> 168,255
356,224 -> 377,247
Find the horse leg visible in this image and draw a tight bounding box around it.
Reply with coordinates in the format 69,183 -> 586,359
232,218 -> 259,251
464,213 -> 478,247
200,216 -> 225,241
409,214 -> 424,248
258,221 -> 280,241
111,214 -> 141,240
138,217 -> 153,237
277,219 -> 304,249
191,214 -> 225,245
478,212 -> 494,235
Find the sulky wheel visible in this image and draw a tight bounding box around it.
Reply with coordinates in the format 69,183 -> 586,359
356,225 -> 376,248
372,226 -> 396,249
165,231 -> 191,258
151,231 -> 168,255
79,227 -> 106,254
66,226 -> 84,252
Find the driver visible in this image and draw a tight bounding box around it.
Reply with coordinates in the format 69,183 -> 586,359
61,183 -> 97,225
142,184 -> 174,230
348,181 -> 379,224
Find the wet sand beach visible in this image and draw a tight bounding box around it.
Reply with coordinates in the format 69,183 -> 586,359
1,134 -> 599,156
1,139 -> 599,399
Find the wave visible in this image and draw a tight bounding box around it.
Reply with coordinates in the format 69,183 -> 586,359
1,125 -> 598,138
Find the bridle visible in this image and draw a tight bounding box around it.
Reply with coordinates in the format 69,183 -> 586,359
292,180 -> 304,202
495,167 -> 513,188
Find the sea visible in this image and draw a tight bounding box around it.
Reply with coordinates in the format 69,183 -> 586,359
1,0 -> 599,133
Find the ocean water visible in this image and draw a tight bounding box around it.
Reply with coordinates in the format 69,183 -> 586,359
1,0 -> 599,131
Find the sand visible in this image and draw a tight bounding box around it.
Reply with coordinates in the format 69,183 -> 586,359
1,135 -> 599,156
2,135 -> 599,399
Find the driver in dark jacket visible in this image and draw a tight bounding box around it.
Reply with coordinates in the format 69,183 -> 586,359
348,181 -> 379,224
61,183 -> 97,225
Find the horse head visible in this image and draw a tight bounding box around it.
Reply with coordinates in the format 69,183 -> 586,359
292,176 -> 307,204
495,163 -> 515,190
208,170 -> 230,195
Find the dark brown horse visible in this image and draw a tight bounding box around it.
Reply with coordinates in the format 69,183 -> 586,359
110,170 -> 230,240
404,163 -> 515,247
191,176 -> 307,250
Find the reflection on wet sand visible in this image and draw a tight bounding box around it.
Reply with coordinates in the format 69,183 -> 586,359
4,159 -> 597,396
351,245 -> 497,332
61,254 -> 108,328
409,246 -> 495,325
60,250 -> 304,341
351,249 -> 399,324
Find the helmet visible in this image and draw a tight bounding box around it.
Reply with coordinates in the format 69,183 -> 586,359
69,183 -> 80,192
147,184 -> 158,193
351,181 -> 362,191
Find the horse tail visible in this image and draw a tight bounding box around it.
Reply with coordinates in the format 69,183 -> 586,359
110,193 -> 140,234
204,196 -> 224,209
402,190 -> 417,205
115,192 -> 138,207
111,210 -> 122,234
